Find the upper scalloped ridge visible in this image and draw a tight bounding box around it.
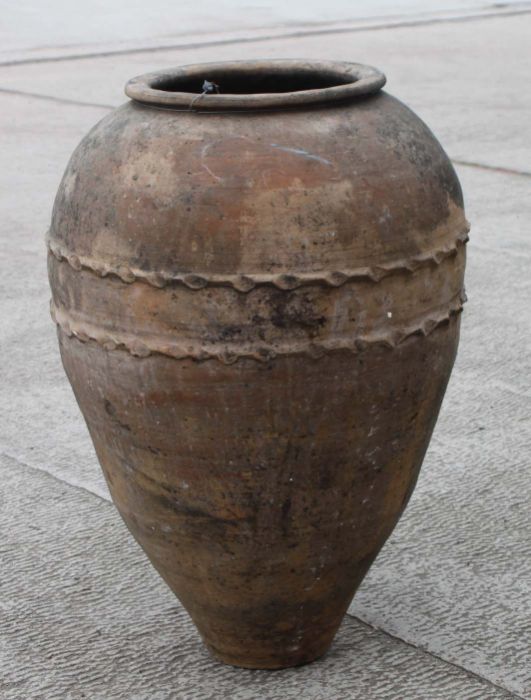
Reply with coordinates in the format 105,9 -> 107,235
46,227 -> 469,292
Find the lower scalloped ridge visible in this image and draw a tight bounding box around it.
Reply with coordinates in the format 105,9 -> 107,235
51,291 -> 466,364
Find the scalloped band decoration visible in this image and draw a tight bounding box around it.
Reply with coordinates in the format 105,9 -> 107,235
51,291 -> 466,365
46,228 -> 469,292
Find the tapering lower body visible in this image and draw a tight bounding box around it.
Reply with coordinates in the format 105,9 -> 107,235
58,317 -> 459,668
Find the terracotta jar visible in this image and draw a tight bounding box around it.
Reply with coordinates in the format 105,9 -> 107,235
47,60 -> 468,669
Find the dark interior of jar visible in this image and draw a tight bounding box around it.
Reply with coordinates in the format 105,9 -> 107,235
152,68 -> 355,95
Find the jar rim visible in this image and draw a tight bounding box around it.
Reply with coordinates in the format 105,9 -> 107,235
125,59 -> 386,111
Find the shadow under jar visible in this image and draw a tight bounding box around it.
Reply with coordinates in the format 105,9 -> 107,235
47,59 -> 468,669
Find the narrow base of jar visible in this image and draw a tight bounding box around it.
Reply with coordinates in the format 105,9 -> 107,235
204,638 -> 332,670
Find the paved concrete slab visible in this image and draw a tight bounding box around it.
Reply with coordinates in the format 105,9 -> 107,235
1,11 -> 531,173
1,9 -> 530,699
2,1 -> 525,63
0,94 -> 112,498
346,161 -> 531,698
0,454 -> 517,700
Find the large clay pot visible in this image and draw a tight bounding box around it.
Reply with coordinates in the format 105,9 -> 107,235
48,60 -> 468,669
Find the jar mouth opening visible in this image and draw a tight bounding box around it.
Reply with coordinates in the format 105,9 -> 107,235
125,60 -> 386,111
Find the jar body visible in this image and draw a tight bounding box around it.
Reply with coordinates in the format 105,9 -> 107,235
48,82 -> 467,668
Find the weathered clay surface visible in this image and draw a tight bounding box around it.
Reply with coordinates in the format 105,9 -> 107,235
47,60 -> 467,669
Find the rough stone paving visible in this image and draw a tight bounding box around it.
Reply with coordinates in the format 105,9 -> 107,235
1,2 -> 530,698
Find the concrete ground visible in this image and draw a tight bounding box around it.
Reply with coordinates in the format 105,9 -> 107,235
1,2 -> 530,698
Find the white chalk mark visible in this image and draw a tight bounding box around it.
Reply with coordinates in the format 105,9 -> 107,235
201,143 -> 222,182
270,143 -> 332,166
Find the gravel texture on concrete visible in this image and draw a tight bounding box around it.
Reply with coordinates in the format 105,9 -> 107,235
1,6 -> 530,699
0,454 -> 517,700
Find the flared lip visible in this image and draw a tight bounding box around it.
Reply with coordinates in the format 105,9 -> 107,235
125,59 -> 386,111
